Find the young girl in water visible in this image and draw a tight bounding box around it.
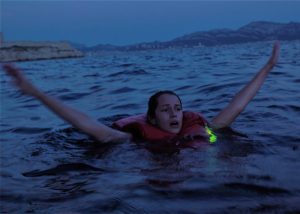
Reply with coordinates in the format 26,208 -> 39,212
2,42 -> 280,146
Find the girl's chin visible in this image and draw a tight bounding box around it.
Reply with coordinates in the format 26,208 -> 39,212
165,127 -> 181,134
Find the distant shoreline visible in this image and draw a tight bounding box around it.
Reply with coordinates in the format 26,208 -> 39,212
84,21 -> 300,52
0,41 -> 84,62
1,21 -> 299,62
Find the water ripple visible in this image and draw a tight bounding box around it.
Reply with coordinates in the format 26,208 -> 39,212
58,92 -> 90,101
107,69 -> 149,77
22,163 -> 108,177
111,103 -> 140,110
223,182 -> 290,195
110,87 -> 136,94
9,127 -> 52,134
118,63 -> 135,67
196,82 -> 241,93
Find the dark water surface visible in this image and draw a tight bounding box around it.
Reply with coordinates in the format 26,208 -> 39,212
1,41 -> 300,213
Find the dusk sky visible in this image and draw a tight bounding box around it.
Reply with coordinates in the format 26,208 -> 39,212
1,1 -> 300,46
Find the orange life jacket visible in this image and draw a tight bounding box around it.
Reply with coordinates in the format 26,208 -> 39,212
113,111 -> 209,148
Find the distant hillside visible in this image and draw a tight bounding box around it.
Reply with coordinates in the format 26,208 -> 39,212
0,41 -> 84,62
85,21 -> 300,51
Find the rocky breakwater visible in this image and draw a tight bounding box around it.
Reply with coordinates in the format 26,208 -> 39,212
0,41 -> 84,62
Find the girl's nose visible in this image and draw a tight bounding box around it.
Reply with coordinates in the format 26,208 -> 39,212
169,109 -> 176,118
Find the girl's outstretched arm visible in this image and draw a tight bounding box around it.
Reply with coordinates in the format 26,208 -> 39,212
2,64 -> 132,143
211,41 -> 280,129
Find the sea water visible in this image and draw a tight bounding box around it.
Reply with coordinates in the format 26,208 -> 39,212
1,40 -> 300,213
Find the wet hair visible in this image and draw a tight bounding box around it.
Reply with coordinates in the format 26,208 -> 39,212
147,90 -> 182,121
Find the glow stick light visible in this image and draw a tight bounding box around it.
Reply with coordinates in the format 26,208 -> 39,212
205,125 -> 217,144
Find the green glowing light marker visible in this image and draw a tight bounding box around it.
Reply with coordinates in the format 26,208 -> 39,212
205,125 -> 217,144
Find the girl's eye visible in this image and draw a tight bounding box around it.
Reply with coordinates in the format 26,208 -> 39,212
161,109 -> 168,112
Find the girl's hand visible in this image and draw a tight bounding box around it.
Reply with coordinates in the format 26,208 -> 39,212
2,64 -> 39,97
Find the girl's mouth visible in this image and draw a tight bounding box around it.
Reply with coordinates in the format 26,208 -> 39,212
170,121 -> 179,128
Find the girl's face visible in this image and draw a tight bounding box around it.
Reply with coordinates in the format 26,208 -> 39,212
153,94 -> 183,134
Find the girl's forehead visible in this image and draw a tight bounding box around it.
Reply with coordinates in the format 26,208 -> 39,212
157,94 -> 181,105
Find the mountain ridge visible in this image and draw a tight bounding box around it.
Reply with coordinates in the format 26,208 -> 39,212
85,21 -> 300,51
